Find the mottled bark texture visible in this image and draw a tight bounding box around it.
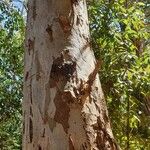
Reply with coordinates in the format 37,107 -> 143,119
23,0 -> 119,149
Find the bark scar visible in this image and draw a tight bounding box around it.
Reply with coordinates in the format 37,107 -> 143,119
50,55 -> 76,88
46,24 -> 53,42
58,15 -> 71,33
29,118 -> 33,143
69,135 -> 75,150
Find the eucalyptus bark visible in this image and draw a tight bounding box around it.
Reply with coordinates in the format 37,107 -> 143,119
23,0 -> 119,149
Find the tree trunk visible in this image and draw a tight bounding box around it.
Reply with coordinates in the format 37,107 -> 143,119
23,0 -> 119,149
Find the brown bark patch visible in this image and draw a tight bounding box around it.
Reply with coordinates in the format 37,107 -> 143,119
96,118 -> 119,150
58,15 -> 71,33
54,92 -> 70,133
71,0 -> 79,5
50,55 -> 76,87
63,91 -> 75,104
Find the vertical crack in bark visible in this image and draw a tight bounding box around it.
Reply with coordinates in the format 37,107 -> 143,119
30,106 -> 33,117
42,128 -> 45,137
29,81 -> 33,104
28,38 -> 35,55
35,52 -> 43,81
23,111 -> 25,134
29,117 -> 33,143
25,71 -> 29,81
46,24 -> 53,42
32,0 -> 37,20
76,15 -> 80,25
38,145 -> 42,150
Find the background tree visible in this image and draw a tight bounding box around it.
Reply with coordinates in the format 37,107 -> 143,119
0,0 -> 24,149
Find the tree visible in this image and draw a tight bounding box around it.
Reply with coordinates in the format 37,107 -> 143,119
0,1 -> 24,149
23,0 -> 119,149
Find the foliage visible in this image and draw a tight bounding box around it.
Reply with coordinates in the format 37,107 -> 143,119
0,1 -> 24,149
88,0 -> 150,149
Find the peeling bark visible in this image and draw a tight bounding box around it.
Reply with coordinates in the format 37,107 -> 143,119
23,0 -> 120,149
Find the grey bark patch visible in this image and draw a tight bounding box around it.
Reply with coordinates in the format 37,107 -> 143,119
29,118 -> 33,143
48,118 -> 56,132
